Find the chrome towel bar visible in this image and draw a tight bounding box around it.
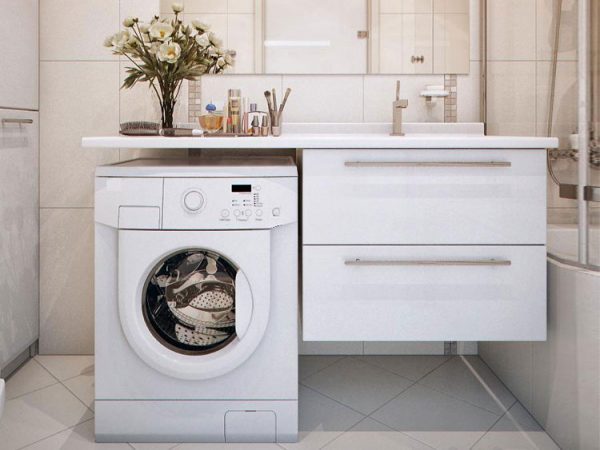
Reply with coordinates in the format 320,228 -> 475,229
345,259 -> 512,267
344,161 -> 512,168
1,118 -> 34,125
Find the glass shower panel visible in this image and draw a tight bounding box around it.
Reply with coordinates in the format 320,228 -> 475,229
588,0 -> 600,268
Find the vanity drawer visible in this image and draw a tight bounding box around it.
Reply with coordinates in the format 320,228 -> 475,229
302,245 -> 547,341
303,149 -> 546,245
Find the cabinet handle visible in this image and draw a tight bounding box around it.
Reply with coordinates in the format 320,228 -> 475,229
2,118 -> 34,125
345,259 -> 512,267
344,161 -> 512,168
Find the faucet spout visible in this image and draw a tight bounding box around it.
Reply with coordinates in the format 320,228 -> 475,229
391,80 -> 409,136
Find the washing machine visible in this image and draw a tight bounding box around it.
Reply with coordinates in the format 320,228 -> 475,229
94,157 -> 298,443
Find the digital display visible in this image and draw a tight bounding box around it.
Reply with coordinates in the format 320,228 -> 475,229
232,184 -> 252,193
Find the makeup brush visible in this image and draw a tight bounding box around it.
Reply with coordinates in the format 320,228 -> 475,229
272,88 -> 278,113
264,90 -> 274,116
279,88 -> 292,115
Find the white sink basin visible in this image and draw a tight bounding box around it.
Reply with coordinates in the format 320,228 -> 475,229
282,122 -> 484,135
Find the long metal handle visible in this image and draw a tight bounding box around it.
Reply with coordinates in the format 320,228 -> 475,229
345,259 -> 512,267
344,161 -> 511,168
2,118 -> 34,125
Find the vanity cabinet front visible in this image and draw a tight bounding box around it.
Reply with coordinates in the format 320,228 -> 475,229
302,148 -> 548,342
303,149 -> 546,245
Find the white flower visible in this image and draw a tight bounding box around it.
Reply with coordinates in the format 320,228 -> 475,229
103,35 -> 114,47
191,19 -> 210,32
217,57 -> 226,68
139,23 -> 150,34
208,32 -> 222,47
172,2 -> 184,13
195,33 -> 210,48
157,41 -> 181,63
224,53 -> 233,65
111,30 -> 132,49
149,22 -> 174,41
148,41 -> 161,54
123,16 -> 136,27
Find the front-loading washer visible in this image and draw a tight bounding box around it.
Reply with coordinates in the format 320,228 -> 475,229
94,157 -> 298,443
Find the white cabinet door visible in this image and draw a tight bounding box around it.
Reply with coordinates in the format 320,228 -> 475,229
0,0 -> 39,110
303,245 -> 547,341
0,110 -> 39,369
303,149 -> 547,245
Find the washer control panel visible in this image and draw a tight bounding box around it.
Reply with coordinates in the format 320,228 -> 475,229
163,177 -> 297,229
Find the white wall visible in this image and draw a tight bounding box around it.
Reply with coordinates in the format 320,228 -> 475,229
39,0 -> 480,354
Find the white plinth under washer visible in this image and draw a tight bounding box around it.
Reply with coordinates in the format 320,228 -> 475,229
94,157 -> 298,443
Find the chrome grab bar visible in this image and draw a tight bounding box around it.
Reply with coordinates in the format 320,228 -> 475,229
2,118 -> 33,125
344,161 -> 512,168
345,259 -> 512,267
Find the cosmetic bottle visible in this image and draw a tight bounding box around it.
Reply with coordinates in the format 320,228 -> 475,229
261,115 -> 269,136
227,89 -> 242,133
244,103 -> 269,135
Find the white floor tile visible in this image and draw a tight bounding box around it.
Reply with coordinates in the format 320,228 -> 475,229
371,384 -> 499,450
35,355 -> 94,381
323,418 -> 434,450
279,386 -> 365,450
174,444 -> 282,449
130,444 -> 178,450
419,356 -> 516,415
5,359 -> 57,400
299,356 -> 345,380
63,373 -> 95,411
302,357 -> 413,415
21,420 -> 130,449
0,383 -> 94,450
355,356 -> 451,382
472,403 -> 561,450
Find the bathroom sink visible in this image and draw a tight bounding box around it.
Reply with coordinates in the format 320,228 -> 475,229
282,122 -> 484,136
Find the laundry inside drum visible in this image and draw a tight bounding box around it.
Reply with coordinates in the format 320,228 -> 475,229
142,249 -> 238,355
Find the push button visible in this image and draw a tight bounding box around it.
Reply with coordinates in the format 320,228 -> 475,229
272,207 -> 281,217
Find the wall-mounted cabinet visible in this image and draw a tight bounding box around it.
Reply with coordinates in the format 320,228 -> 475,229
0,0 -> 39,110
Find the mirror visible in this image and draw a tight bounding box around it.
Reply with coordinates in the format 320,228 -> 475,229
219,0 -> 469,75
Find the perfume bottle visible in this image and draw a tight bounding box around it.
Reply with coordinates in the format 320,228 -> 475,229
243,103 -> 269,135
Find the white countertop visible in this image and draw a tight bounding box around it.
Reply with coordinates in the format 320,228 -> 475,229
82,123 -> 559,149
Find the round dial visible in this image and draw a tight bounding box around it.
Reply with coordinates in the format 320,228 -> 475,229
183,190 -> 205,212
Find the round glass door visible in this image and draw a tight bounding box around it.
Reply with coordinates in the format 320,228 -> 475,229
142,249 -> 238,355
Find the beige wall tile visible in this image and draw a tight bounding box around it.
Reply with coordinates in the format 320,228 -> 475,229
363,75 -> 444,123
486,61 -> 536,136
228,0 -> 254,14
40,62 -> 120,208
487,0 -> 536,61
469,0 -> 481,60
227,14 -> 255,74
39,208 -> 95,355
479,342 -> 534,410
185,0 -> 228,14
381,0 -> 433,13
121,0 -> 161,22
434,0 -> 469,14
282,75 -> 363,123
536,0 -> 578,61
40,0 -> 119,61
457,61 -> 481,122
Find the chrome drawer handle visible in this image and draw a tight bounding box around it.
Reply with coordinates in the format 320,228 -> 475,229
344,161 -> 512,168
345,259 -> 512,267
2,118 -> 34,125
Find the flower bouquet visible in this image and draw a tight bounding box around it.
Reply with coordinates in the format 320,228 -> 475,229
105,2 -> 232,129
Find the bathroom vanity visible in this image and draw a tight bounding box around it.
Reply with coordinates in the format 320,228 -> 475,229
83,123 -> 557,343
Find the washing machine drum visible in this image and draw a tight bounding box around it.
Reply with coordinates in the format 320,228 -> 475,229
118,229 -> 271,380
144,250 -> 238,355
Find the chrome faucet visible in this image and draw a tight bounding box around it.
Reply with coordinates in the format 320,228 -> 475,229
391,80 -> 408,136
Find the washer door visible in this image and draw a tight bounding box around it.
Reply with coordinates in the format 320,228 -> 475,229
118,230 -> 270,380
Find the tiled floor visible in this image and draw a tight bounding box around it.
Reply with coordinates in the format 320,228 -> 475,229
0,355 -> 560,450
